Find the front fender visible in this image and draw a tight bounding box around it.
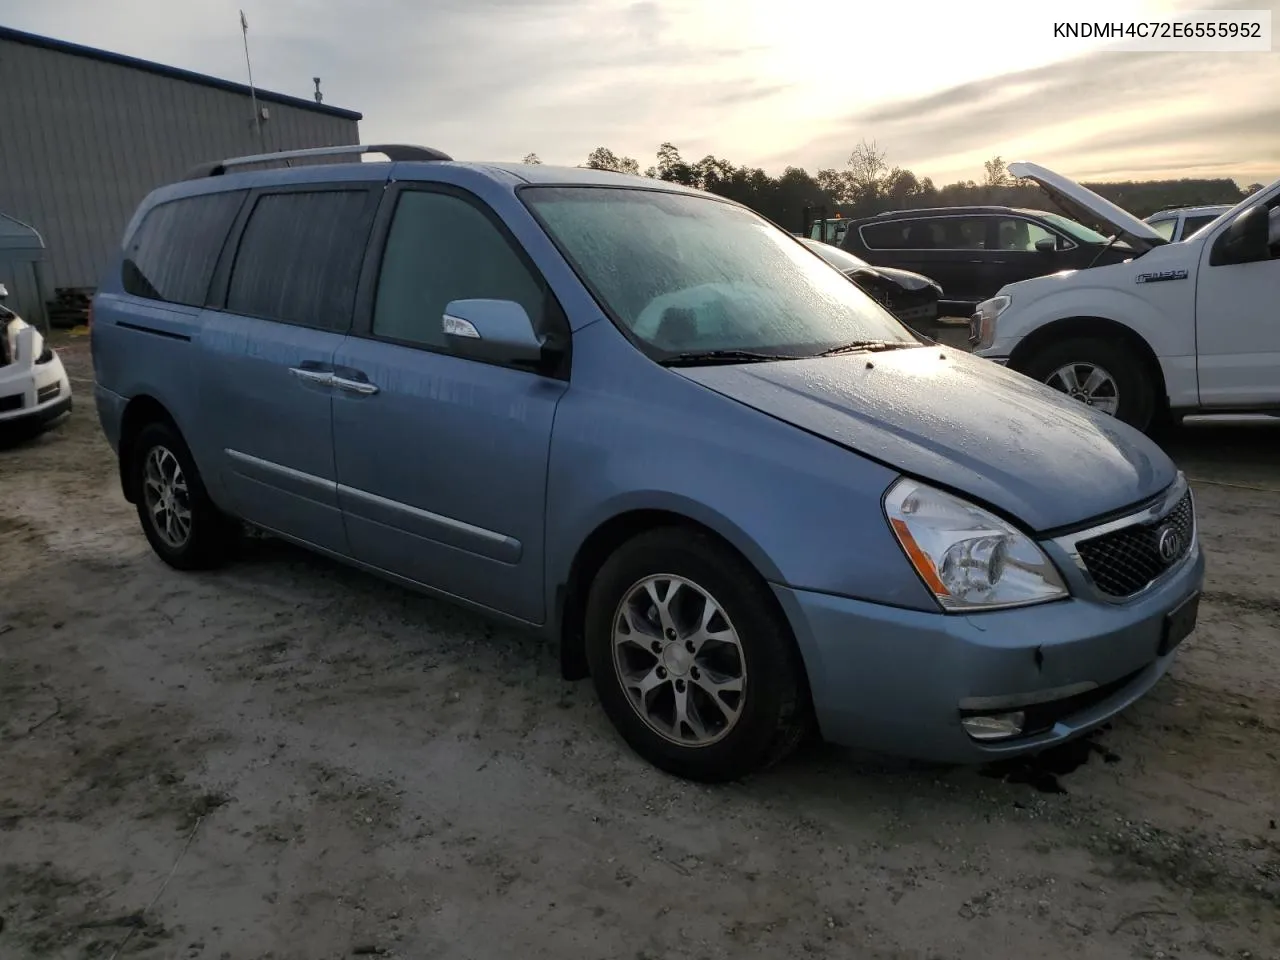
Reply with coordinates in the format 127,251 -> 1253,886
994,282 -> 1194,360
983,269 -> 1198,407
543,325 -> 939,617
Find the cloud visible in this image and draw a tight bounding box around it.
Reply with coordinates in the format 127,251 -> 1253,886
706,82 -> 794,108
789,23 -> 1280,186
3,0 -> 1277,184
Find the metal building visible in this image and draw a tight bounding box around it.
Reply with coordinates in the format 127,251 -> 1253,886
0,25 -> 361,306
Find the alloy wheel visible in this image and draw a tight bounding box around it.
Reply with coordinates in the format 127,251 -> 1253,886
611,574 -> 746,747
1045,362 -> 1120,416
142,445 -> 192,549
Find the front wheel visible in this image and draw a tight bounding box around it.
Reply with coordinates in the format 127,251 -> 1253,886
584,528 -> 812,782
1021,337 -> 1158,432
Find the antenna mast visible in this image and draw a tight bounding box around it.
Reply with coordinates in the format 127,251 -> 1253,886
240,10 -> 265,152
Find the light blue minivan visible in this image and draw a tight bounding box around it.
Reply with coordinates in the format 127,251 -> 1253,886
91,144 -> 1204,782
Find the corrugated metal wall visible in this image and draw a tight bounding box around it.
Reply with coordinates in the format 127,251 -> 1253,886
0,38 -> 360,291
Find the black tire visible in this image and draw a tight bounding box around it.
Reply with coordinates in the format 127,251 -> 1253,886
130,421 -> 237,570
584,527 -> 812,783
1021,337 -> 1158,432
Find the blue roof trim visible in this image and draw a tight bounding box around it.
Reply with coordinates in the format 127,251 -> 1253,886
0,25 -> 362,121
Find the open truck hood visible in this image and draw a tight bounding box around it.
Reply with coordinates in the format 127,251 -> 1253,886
1009,161 -> 1168,255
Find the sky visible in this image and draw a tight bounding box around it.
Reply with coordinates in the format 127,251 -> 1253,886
3,0 -> 1277,187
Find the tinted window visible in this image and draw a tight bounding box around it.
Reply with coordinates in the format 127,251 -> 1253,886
1181,214 -> 1219,238
861,217 -> 986,250
995,217 -> 1058,251
226,190 -> 372,330
122,191 -> 245,305
1148,218 -> 1177,242
372,191 -> 547,349
861,219 -> 927,250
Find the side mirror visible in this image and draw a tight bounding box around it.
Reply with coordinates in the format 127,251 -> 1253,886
1034,237 -> 1057,254
0,283 -> 8,299
442,299 -> 546,365
1211,203 -> 1270,266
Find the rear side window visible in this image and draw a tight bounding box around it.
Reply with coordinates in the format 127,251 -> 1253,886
371,190 -> 548,350
861,219 -> 927,250
122,191 -> 245,306
1181,214 -> 1219,238
226,190 -> 372,331
861,217 -> 986,250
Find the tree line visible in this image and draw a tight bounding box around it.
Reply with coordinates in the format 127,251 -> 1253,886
520,143 -> 1259,232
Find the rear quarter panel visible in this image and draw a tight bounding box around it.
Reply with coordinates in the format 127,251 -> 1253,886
90,288 -> 205,457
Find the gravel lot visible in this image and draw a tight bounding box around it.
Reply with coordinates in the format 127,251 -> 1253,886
2,334 -> 1278,960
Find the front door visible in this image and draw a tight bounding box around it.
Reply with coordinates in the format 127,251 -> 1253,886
199,184 -> 381,554
987,215 -> 1073,287
331,184 -> 570,623
1195,196 -> 1280,409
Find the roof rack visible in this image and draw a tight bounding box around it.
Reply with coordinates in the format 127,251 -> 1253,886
183,143 -> 452,180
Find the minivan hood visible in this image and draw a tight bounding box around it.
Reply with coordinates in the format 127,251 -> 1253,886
1009,161 -> 1167,255
678,348 -> 1175,532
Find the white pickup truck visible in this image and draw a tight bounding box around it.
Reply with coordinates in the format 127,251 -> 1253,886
971,162 -> 1279,432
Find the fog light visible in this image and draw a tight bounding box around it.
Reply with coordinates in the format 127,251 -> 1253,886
961,711 -> 1025,741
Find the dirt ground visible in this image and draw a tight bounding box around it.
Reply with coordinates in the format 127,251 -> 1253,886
1,334 -> 1278,960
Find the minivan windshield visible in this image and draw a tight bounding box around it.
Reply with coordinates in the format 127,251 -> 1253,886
523,186 -> 915,359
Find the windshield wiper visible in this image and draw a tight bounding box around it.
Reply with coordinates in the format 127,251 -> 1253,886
815,340 -> 917,358
658,349 -> 805,367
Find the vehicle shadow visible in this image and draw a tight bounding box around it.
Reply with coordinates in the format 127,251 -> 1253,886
224,532 -> 1126,801
0,416 -> 70,452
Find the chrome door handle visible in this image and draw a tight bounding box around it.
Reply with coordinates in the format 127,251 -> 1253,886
331,375 -> 379,395
289,367 -> 334,385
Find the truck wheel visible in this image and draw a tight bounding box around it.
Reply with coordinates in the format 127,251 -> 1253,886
1022,338 -> 1157,432
584,527 -> 812,783
130,421 -> 237,570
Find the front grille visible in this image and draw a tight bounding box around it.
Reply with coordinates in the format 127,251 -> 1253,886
1076,491 -> 1194,597
36,382 -> 60,404
0,393 -> 21,413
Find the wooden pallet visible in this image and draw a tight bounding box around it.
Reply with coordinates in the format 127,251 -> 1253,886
47,287 -> 94,329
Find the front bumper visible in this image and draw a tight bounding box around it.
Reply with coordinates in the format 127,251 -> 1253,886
968,314 -> 1010,364
774,542 -> 1204,764
0,350 -> 72,428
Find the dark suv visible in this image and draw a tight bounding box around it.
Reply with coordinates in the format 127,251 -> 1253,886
838,206 -> 1136,312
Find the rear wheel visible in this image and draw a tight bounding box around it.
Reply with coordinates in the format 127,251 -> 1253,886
584,527 -> 811,782
130,421 -> 237,570
1022,337 -> 1158,432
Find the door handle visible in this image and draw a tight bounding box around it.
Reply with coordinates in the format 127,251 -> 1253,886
289,366 -> 334,386
331,375 -> 379,396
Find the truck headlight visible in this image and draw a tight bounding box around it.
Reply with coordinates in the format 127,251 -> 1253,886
884,478 -> 1067,611
970,295 -> 1011,350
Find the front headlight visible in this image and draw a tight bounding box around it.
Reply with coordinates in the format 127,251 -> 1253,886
884,478 -> 1067,611
971,294 -> 1011,350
